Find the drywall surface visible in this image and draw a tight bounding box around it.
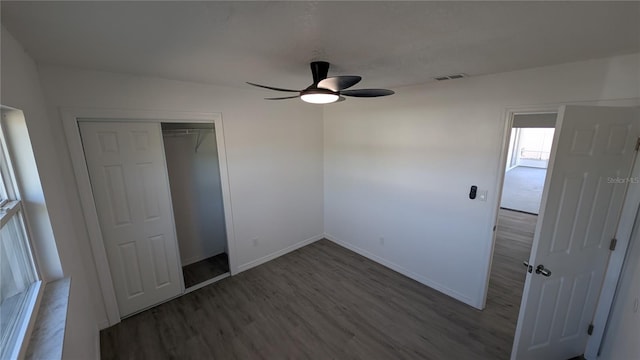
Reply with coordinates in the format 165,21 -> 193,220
163,130 -> 227,265
324,53 -> 640,308
599,212 -> 640,360
36,63 -> 324,326
1,27 -> 101,359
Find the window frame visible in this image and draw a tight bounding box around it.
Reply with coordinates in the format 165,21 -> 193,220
0,112 -> 43,359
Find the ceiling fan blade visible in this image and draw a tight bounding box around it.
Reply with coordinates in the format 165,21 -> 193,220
264,95 -> 300,100
246,82 -> 300,93
340,89 -> 395,97
318,76 -> 362,91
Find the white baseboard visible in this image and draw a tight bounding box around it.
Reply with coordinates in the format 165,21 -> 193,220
236,234 -> 324,273
324,233 -> 477,309
94,325 -> 101,360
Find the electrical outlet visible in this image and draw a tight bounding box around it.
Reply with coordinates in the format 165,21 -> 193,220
478,190 -> 488,201
252,238 -> 259,247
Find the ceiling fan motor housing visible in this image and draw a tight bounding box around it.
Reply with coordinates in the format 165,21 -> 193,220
310,61 -> 330,85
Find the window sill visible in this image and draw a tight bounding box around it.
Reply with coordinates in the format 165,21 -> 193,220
25,277 -> 70,360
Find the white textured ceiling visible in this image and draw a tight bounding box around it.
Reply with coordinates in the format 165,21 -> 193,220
2,1 -> 639,89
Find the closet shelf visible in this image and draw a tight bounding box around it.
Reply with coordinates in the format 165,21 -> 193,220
163,129 -> 214,152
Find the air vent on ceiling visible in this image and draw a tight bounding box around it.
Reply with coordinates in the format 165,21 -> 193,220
434,73 -> 467,81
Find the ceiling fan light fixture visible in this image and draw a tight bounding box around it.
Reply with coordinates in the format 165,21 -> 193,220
300,88 -> 339,104
300,92 -> 339,104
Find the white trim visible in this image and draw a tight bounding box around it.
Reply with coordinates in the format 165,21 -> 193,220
324,233 -> 476,308
61,107 -> 236,327
0,106 -> 23,202
184,272 -> 230,294
236,234 -> 324,273
0,200 -> 21,227
93,324 -> 101,360
585,112 -> 640,358
213,115 -> 239,275
10,281 -> 43,360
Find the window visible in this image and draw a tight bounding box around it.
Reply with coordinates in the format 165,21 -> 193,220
0,117 -> 41,359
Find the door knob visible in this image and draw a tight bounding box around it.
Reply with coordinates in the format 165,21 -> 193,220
535,264 -> 552,277
523,261 -> 532,273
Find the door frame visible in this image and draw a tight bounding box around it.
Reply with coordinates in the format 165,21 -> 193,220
585,135 -> 640,358
62,108 -> 237,328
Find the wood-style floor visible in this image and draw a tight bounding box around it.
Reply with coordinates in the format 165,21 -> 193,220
101,210 -> 536,359
485,209 -> 537,348
182,253 -> 229,288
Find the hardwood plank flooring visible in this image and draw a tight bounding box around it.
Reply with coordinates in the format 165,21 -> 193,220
183,253 -> 229,288
101,211 -> 536,359
485,209 -> 537,351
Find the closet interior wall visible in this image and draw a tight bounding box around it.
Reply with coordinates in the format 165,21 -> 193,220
161,123 -> 227,266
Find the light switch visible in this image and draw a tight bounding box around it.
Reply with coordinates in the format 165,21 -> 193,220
478,190 -> 488,201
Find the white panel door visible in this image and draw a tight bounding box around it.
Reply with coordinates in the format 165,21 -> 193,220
80,121 -> 183,317
511,106 -> 640,360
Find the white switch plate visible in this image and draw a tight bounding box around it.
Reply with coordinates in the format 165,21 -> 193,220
478,190 -> 488,201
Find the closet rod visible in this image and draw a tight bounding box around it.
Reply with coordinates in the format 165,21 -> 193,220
162,129 -> 213,152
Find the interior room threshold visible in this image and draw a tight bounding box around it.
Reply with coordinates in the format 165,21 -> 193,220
184,272 -> 230,294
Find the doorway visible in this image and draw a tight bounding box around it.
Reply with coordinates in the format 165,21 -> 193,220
161,123 -> 230,290
485,112 -> 557,348
501,127 -> 555,215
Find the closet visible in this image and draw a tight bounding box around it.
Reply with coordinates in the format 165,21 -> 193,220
78,120 -> 229,318
161,123 -> 229,289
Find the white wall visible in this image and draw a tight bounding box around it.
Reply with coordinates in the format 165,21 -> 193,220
1,27 -> 101,359
599,209 -> 640,360
36,63 -> 324,327
323,53 -> 640,308
163,130 -> 227,265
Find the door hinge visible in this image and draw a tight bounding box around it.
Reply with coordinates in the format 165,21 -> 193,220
635,137 -> 640,151
609,238 -> 617,251
587,323 -> 594,335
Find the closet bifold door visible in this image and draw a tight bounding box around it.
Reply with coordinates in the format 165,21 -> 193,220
79,121 -> 183,317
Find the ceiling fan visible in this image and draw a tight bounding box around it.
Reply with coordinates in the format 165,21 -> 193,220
247,61 -> 394,104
